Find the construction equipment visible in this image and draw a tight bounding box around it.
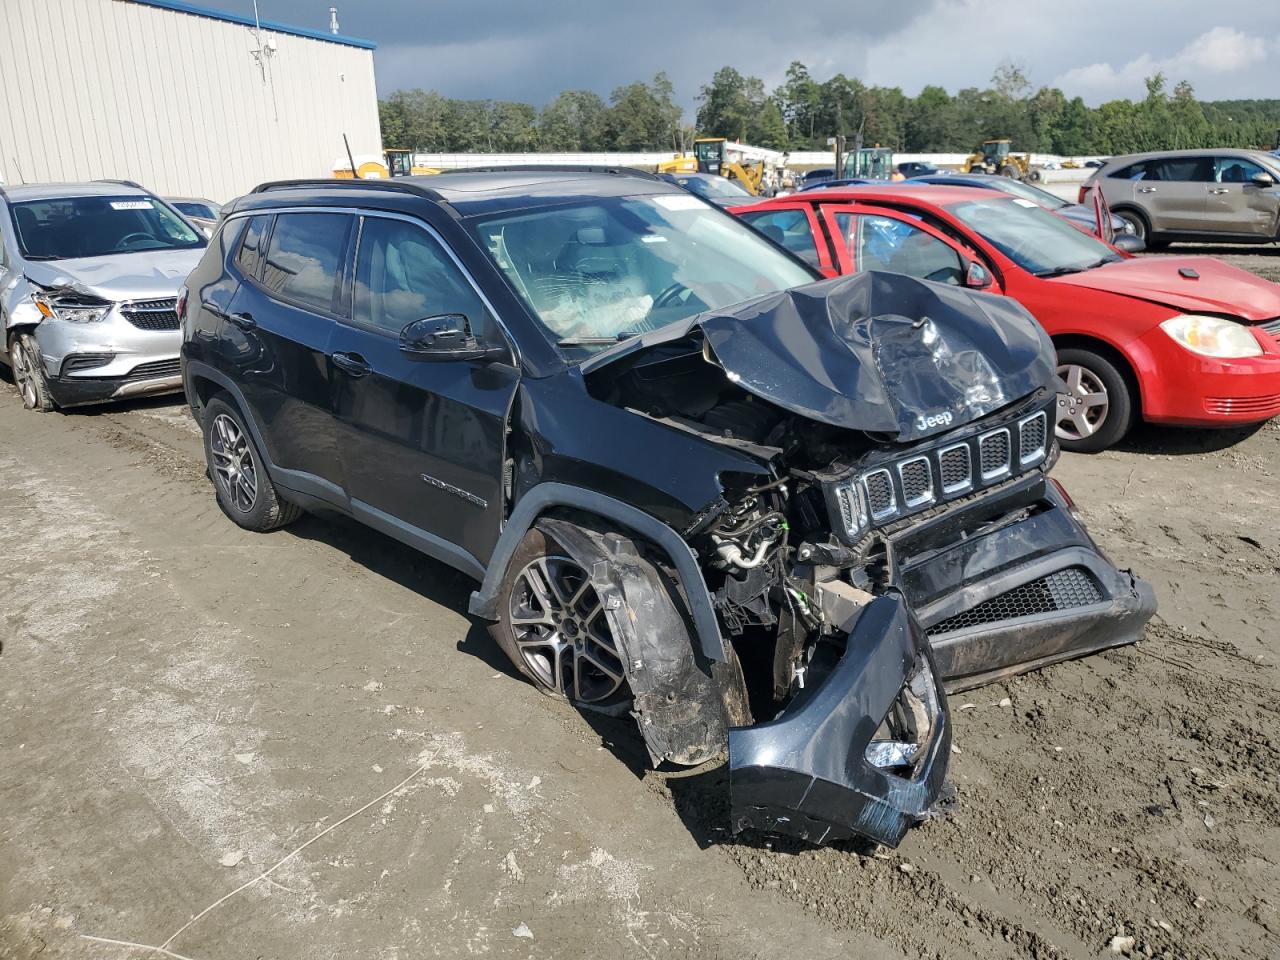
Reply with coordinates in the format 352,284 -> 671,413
335,148 -> 441,179
832,137 -> 899,180
657,138 -> 767,195
963,140 -> 1032,179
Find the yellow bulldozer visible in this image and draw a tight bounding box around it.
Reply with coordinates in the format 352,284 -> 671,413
963,140 -> 1032,179
656,138 -> 767,195
335,148 -> 441,180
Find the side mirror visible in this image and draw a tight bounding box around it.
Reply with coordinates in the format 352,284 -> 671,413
1113,233 -> 1146,253
1251,171 -> 1276,188
965,261 -> 993,289
399,314 -> 506,363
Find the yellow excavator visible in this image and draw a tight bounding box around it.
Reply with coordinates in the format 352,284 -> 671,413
656,138 -> 767,195
963,140 -> 1032,179
335,148 -> 441,180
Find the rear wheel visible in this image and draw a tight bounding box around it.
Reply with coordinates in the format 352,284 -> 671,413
201,396 -> 301,531
999,164 -> 1020,179
9,333 -> 55,412
492,527 -> 630,713
1055,348 -> 1135,453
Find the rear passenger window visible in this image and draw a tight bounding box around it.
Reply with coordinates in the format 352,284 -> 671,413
739,209 -> 820,268
261,213 -> 351,314
234,215 -> 269,278
1151,158 -> 1213,182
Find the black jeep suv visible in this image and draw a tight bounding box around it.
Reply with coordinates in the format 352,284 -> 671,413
180,168 -> 1155,847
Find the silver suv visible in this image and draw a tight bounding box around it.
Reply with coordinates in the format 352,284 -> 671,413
1082,149 -> 1280,247
1,181 -> 206,411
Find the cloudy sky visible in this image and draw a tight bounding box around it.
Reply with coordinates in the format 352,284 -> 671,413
220,0 -> 1280,112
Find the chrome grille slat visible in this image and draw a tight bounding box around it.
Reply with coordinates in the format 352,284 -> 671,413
978,428 -> 1011,481
1017,412 -> 1047,467
897,456 -> 934,508
937,443 -> 972,495
862,468 -> 897,522
121,298 -> 180,331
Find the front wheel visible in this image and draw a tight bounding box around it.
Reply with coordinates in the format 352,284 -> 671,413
201,396 -> 301,531
999,164 -> 1020,179
1055,348 -> 1135,453
9,333 -> 55,412
491,526 -> 630,713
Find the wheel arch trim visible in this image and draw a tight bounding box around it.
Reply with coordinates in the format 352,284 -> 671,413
469,482 -> 727,663
1051,332 -> 1148,416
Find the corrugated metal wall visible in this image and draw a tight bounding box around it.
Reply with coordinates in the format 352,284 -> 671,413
0,0 -> 381,202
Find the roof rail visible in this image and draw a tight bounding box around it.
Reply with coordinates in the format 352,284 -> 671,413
437,164 -> 661,182
251,178 -> 446,202
94,178 -> 144,190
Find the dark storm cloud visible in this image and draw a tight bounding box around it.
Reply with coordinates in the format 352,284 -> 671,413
216,1 -> 1280,109
213,0 -> 942,108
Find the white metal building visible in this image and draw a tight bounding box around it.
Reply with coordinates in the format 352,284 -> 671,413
0,0 -> 382,202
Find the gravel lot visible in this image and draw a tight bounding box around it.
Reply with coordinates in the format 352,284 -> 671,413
2,246 -> 1277,960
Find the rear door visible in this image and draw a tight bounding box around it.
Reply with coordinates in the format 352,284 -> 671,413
223,210 -> 353,499
329,212 -> 519,570
1139,156 -> 1213,232
1208,156 -> 1280,237
735,204 -> 836,276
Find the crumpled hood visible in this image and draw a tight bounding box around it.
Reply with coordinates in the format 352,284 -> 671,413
694,271 -> 1057,442
22,248 -> 204,302
1050,256 -> 1280,321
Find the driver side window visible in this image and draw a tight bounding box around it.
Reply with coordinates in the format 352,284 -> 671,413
354,217 -> 490,337
836,213 -> 963,285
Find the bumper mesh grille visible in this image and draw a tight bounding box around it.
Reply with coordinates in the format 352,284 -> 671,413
121,299 -> 180,331
864,470 -> 895,518
899,457 -> 933,506
1019,413 -> 1047,464
125,358 -> 181,380
938,444 -> 972,492
927,568 -> 1102,637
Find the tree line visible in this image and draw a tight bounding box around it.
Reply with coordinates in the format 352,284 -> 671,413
378,62 -> 1280,158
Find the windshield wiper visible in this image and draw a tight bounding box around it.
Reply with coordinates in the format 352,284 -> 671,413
556,332 -> 639,347
1037,257 -> 1114,278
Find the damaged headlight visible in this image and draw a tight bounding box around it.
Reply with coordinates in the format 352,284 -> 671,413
1159,314 -> 1262,359
865,660 -> 941,775
34,294 -> 112,324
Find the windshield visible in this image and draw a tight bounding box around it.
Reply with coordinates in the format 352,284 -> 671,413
677,176 -> 750,199
996,178 -> 1069,210
469,193 -> 814,354
948,197 -> 1120,276
11,195 -> 205,260
172,200 -> 221,220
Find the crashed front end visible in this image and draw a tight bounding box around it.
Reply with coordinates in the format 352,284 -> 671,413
562,271 -> 1155,847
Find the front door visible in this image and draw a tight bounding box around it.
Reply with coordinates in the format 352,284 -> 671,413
1207,156 -> 1280,237
819,205 -> 980,289
736,204 -> 835,275
329,214 -> 519,569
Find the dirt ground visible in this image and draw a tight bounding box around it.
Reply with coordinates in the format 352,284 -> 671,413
2,246 -> 1278,960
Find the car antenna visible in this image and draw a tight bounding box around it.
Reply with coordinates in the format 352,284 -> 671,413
11,156 -> 24,184
343,134 -> 358,179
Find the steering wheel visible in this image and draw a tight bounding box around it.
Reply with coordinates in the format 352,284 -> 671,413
654,282 -> 692,309
115,232 -> 154,251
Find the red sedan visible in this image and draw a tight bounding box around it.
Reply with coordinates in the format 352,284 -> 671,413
734,185 -> 1280,451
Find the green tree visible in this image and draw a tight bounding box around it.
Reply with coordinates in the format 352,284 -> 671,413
538,90 -> 608,151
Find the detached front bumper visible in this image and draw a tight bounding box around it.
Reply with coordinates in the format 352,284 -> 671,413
894,476 -> 1157,691
729,595 -> 951,848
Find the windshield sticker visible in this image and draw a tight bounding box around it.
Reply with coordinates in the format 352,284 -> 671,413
640,235 -> 668,243
1011,198 -> 1038,208
653,195 -> 705,211
110,200 -> 153,210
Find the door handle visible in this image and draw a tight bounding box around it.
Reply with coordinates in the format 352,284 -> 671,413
200,300 -> 228,320
332,351 -> 372,377
228,311 -> 257,331
1209,187 -> 1230,195
1138,187 -> 1157,193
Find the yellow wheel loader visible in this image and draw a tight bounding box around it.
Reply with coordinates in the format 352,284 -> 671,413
963,140 -> 1032,179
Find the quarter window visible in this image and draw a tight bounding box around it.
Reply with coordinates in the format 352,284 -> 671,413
738,209 -> 820,268
234,215 -> 269,279
260,213 -> 351,314
353,217 -> 489,336
836,213 -> 963,285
